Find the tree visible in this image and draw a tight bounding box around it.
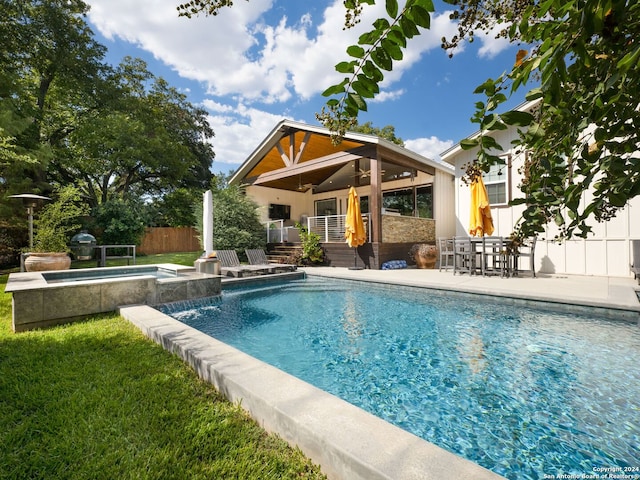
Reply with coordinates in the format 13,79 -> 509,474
178,0 -> 640,241
58,59 -> 214,208
350,121 -> 404,146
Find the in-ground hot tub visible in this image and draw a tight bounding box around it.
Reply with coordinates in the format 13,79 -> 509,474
5,264 -> 221,332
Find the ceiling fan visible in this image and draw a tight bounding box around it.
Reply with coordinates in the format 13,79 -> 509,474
358,168 -> 385,179
297,175 -> 316,192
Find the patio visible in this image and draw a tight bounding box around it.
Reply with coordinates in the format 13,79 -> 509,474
301,267 -> 640,321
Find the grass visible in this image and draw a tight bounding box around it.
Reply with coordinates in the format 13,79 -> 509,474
0,254 -> 326,480
71,251 -> 203,269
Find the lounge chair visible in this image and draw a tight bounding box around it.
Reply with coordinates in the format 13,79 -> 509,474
245,249 -> 297,273
216,250 -> 273,277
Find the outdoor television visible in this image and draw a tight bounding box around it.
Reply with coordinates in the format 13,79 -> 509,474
269,203 -> 291,220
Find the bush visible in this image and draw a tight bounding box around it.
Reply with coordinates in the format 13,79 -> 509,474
93,198 -> 146,247
32,186 -> 89,253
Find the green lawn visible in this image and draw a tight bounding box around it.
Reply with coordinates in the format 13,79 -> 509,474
0,255 -> 326,480
71,250 -> 203,268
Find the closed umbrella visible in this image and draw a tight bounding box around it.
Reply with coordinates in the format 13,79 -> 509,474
203,190 -> 214,256
345,186 -> 366,269
469,176 -> 494,237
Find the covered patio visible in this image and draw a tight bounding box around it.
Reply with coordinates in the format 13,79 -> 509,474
229,120 -> 456,269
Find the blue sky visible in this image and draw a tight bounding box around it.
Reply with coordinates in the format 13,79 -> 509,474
84,0 -> 529,174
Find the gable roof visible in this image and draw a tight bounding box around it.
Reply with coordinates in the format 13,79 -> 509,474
229,119 -> 453,193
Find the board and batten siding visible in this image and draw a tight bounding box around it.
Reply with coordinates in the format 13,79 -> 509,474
445,124 -> 640,278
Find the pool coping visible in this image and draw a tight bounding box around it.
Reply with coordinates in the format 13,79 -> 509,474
119,299 -> 504,480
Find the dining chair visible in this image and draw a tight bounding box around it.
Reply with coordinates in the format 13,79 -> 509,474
480,236 -> 509,277
453,236 -> 475,275
438,237 -> 455,271
512,237 -> 537,277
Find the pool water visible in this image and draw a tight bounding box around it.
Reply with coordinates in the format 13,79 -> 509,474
43,266 -> 177,283
161,277 -> 640,479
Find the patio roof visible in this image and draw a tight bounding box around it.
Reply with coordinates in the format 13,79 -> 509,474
229,120 -> 453,194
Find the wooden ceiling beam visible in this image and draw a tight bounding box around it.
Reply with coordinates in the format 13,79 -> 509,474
245,145 -> 376,186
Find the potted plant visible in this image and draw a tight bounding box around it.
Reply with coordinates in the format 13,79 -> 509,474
24,186 -> 90,272
409,243 -> 438,269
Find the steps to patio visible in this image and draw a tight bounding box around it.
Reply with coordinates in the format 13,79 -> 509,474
266,243 -> 301,264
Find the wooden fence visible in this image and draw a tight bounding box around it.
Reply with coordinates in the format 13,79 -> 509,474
138,227 -> 201,255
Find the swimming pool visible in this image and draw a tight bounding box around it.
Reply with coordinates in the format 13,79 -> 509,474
161,276 -> 640,479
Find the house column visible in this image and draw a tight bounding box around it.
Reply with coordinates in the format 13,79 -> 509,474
370,155 -> 382,243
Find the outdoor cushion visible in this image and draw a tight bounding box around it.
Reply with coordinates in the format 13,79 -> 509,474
381,260 -> 407,270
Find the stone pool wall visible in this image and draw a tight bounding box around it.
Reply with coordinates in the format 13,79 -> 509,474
5,264 -> 221,332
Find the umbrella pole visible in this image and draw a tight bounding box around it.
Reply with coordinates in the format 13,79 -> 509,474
348,246 -> 364,270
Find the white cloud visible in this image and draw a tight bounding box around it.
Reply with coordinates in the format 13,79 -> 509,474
475,24 -> 513,59
204,102 -> 301,172
86,0 -> 460,104
370,89 -> 406,103
405,136 -> 455,161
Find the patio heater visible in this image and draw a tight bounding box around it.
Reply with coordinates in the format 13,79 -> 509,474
9,193 -> 51,249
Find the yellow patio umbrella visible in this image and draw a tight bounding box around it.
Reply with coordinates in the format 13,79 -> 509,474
345,186 -> 366,269
469,176 -> 494,237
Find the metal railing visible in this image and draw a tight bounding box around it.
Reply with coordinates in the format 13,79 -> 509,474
307,214 -> 372,243
264,214 -> 372,244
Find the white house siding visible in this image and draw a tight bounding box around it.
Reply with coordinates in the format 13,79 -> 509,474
444,117 -> 640,278
433,169 -> 456,240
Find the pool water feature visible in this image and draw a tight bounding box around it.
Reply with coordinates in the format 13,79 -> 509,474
161,276 -> 640,479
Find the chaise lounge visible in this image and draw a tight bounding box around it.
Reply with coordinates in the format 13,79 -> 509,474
245,249 -> 297,273
216,250 -> 273,278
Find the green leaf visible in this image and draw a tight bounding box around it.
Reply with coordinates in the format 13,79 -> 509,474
372,47 -> 393,71
420,0 -> 435,11
460,138 -> 479,150
381,38 -> 403,61
359,30 -> 382,45
525,88 -> 543,101
408,5 -> 431,28
363,60 -> 384,82
386,0 -> 398,18
351,80 -> 376,98
399,16 -> 420,38
336,61 -> 355,74
480,135 -> 502,150
356,74 -> 380,94
347,93 -> 367,112
500,110 -> 534,126
346,45 -> 365,59
387,27 -> 407,47
321,82 -> 347,97
373,18 -> 391,31
617,45 -> 640,73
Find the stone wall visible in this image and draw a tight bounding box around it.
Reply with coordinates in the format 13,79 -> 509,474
381,215 -> 435,243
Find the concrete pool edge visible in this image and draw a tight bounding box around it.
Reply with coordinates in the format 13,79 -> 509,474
119,303 -> 504,480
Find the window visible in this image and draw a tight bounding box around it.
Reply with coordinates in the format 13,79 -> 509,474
360,196 -> 369,214
381,185 -> 433,218
315,198 -> 337,216
482,157 -> 509,205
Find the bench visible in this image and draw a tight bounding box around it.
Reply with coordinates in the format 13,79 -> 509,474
94,245 -> 136,267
